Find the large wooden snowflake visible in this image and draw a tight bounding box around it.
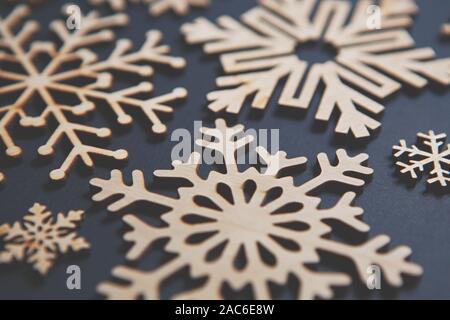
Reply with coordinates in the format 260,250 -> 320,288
182,0 -> 450,138
0,6 -> 187,181
89,0 -> 210,16
393,130 -> 450,187
90,119 -> 422,300
0,203 -> 89,275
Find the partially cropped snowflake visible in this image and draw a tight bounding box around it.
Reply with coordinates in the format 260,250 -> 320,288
393,130 -> 450,187
0,6 -> 187,181
0,203 -> 89,275
90,119 -> 422,300
182,0 -> 450,138
89,0 -> 210,16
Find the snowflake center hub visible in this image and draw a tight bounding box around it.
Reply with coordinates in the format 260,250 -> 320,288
295,41 -> 338,65
27,74 -> 50,89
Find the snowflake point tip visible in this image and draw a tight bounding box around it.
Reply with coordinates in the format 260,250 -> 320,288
114,149 -> 128,160
6,146 -> 22,157
50,169 -> 66,181
37,145 -> 54,156
171,58 -> 187,69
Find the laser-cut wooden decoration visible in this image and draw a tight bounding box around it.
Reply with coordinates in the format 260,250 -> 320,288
0,6 -> 187,181
182,0 -> 450,138
89,0 -> 210,16
0,203 -> 89,275
393,130 -> 450,187
91,118 -> 422,300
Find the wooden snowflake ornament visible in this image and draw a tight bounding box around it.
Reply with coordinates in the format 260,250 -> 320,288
89,0 -> 210,16
0,6 -> 187,181
393,131 -> 450,187
91,119 -> 422,300
0,203 -> 89,275
182,0 -> 450,138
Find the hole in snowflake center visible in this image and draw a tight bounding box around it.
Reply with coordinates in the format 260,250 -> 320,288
295,41 -> 338,65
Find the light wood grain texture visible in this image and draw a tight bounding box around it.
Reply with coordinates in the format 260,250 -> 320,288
91,118 -> 422,300
0,6 -> 187,181
393,130 -> 450,187
182,0 -> 450,138
89,0 -> 210,16
0,203 -> 89,275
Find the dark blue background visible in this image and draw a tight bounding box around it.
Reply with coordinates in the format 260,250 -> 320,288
0,0 -> 450,299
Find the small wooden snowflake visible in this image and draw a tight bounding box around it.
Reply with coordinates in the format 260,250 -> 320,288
0,203 -> 90,275
393,130 -> 450,187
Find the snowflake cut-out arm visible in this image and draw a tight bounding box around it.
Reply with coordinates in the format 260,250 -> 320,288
296,149 -> 373,194
195,119 -> 254,170
90,169 -> 180,212
255,146 -> 307,176
312,235 -> 422,287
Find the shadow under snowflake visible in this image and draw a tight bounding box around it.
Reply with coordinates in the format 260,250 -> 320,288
182,0 -> 450,139
90,118 -> 422,300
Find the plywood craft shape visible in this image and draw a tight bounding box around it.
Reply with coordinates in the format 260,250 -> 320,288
90,118 -> 422,300
182,0 -> 450,138
89,0 -> 210,16
393,131 -> 450,187
0,6 -> 187,181
0,203 -> 89,275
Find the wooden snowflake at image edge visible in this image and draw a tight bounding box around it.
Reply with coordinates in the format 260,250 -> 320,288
182,0 -> 450,139
393,130 -> 450,187
0,5 -> 187,181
